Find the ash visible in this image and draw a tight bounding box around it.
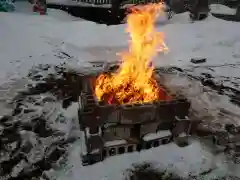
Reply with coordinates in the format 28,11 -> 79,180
0,64 -> 82,180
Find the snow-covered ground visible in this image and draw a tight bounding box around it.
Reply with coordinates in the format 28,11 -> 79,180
210,4 -> 237,15
1,2 -> 240,180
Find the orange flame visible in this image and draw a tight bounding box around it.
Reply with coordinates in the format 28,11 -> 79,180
95,3 -> 168,104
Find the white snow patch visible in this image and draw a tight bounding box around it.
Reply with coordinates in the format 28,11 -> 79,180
80,131 -> 87,155
2,7 -> 239,85
179,132 -> 187,137
210,4 -> 236,15
143,130 -> 171,141
164,73 -> 240,127
105,140 -> 127,147
54,139 -> 224,180
90,149 -> 101,154
61,102 -> 79,119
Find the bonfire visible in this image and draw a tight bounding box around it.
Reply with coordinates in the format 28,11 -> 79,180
95,3 -> 168,105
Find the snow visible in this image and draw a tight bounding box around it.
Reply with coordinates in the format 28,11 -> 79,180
210,4 -> 236,15
90,149 -> 101,154
1,2 -> 240,179
80,131 -> 87,155
179,132 -> 187,137
0,6 -> 127,86
143,130 -> 171,141
104,140 -> 127,147
156,13 -> 240,68
2,9 -> 240,86
56,138 -> 234,180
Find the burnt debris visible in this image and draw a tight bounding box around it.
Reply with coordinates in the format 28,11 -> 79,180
171,65 -> 240,107
0,64 -> 81,180
190,58 -> 207,64
124,162 -> 240,180
124,163 -> 184,180
26,64 -> 84,108
0,103 -> 71,180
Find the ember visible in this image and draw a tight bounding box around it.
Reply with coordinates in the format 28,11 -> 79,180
95,3 -> 168,104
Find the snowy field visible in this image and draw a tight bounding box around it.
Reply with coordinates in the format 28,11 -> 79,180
1,2 -> 240,180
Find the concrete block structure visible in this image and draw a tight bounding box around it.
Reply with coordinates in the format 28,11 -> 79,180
78,63 -> 194,165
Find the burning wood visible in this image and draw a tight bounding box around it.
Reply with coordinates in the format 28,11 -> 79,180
95,3 -> 168,104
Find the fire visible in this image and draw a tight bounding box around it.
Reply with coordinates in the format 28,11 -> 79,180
95,3 -> 168,104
